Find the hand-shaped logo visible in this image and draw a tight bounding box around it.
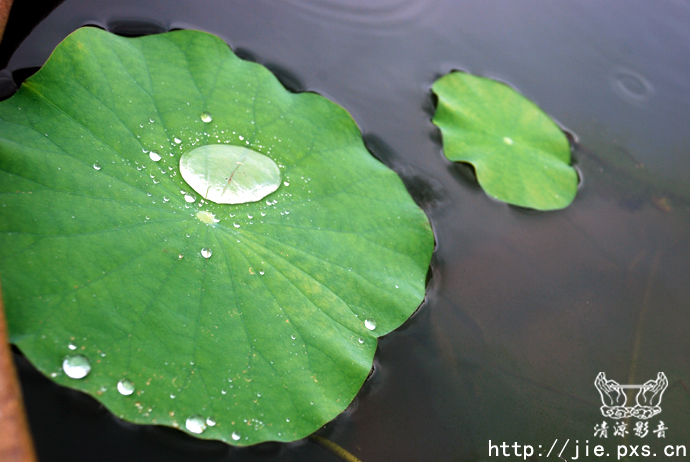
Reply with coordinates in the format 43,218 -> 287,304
594,372 -> 667,420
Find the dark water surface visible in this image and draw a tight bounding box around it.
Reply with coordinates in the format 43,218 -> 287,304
3,1 -> 690,461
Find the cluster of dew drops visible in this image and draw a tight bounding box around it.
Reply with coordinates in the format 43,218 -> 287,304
60,350 -> 227,438
89,109 -> 306,263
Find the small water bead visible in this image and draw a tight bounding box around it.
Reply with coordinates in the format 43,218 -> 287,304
174,137 -> 182,144
185,415 -> 207,434
163,196 -> 170,202
93,163 -> 101,171
200,112 -> 213,123
233,222 -> 241,228
196,210 -> 219,225
149,152 -> 162,162
231,432 -> 241,441
68,343 -> 77,350
259,270 -> 265,275
184,194 -> 196,203
503,137 -> 514,145
201,248 -> 212,259
358,337 -> 365,344
62,355 -> 91,379
364,319 -> 377,330
117,378 -> 135,396
206,417 -> 216,427
178,254 -> 184,260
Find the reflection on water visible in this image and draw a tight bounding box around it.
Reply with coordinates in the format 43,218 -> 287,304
281,0 -> 438,28
4,0 -> 690,461
611,67 -> 654,105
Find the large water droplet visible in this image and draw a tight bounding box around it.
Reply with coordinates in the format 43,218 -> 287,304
179,145 -> 281,205
149,152 -> 162,162
364,319 -> 377,330
200,112 -> 213,123
231,431 -> 241,441
62,355 -> 91,379
201,248 -> 212,259
185,415 -> 207,434
117,378 -> 135,396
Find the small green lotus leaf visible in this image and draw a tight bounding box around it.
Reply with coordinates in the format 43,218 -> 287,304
0,27 -> 433,445
432,72 -> 578,210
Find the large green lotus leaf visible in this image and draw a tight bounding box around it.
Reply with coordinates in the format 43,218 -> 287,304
0,27 -> 433,445
432,71 -> 578,210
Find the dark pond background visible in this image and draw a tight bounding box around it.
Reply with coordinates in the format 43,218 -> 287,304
3,1 -> 689,461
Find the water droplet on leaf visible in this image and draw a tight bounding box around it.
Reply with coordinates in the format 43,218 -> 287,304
231,431 -> 241,441
200,112 -> 212,123
93,163 -> 101,171
179,145 -> 281,205
62,355 -> 91,379
185,415 -> 206,434
364,319 -> 377,330
149,152 -> 162,162
201,248 -> 212,259
196,210 -> 219,224
117,378 -> 135,396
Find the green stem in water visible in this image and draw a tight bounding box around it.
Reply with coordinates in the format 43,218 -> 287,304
309,435 -> 363,462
